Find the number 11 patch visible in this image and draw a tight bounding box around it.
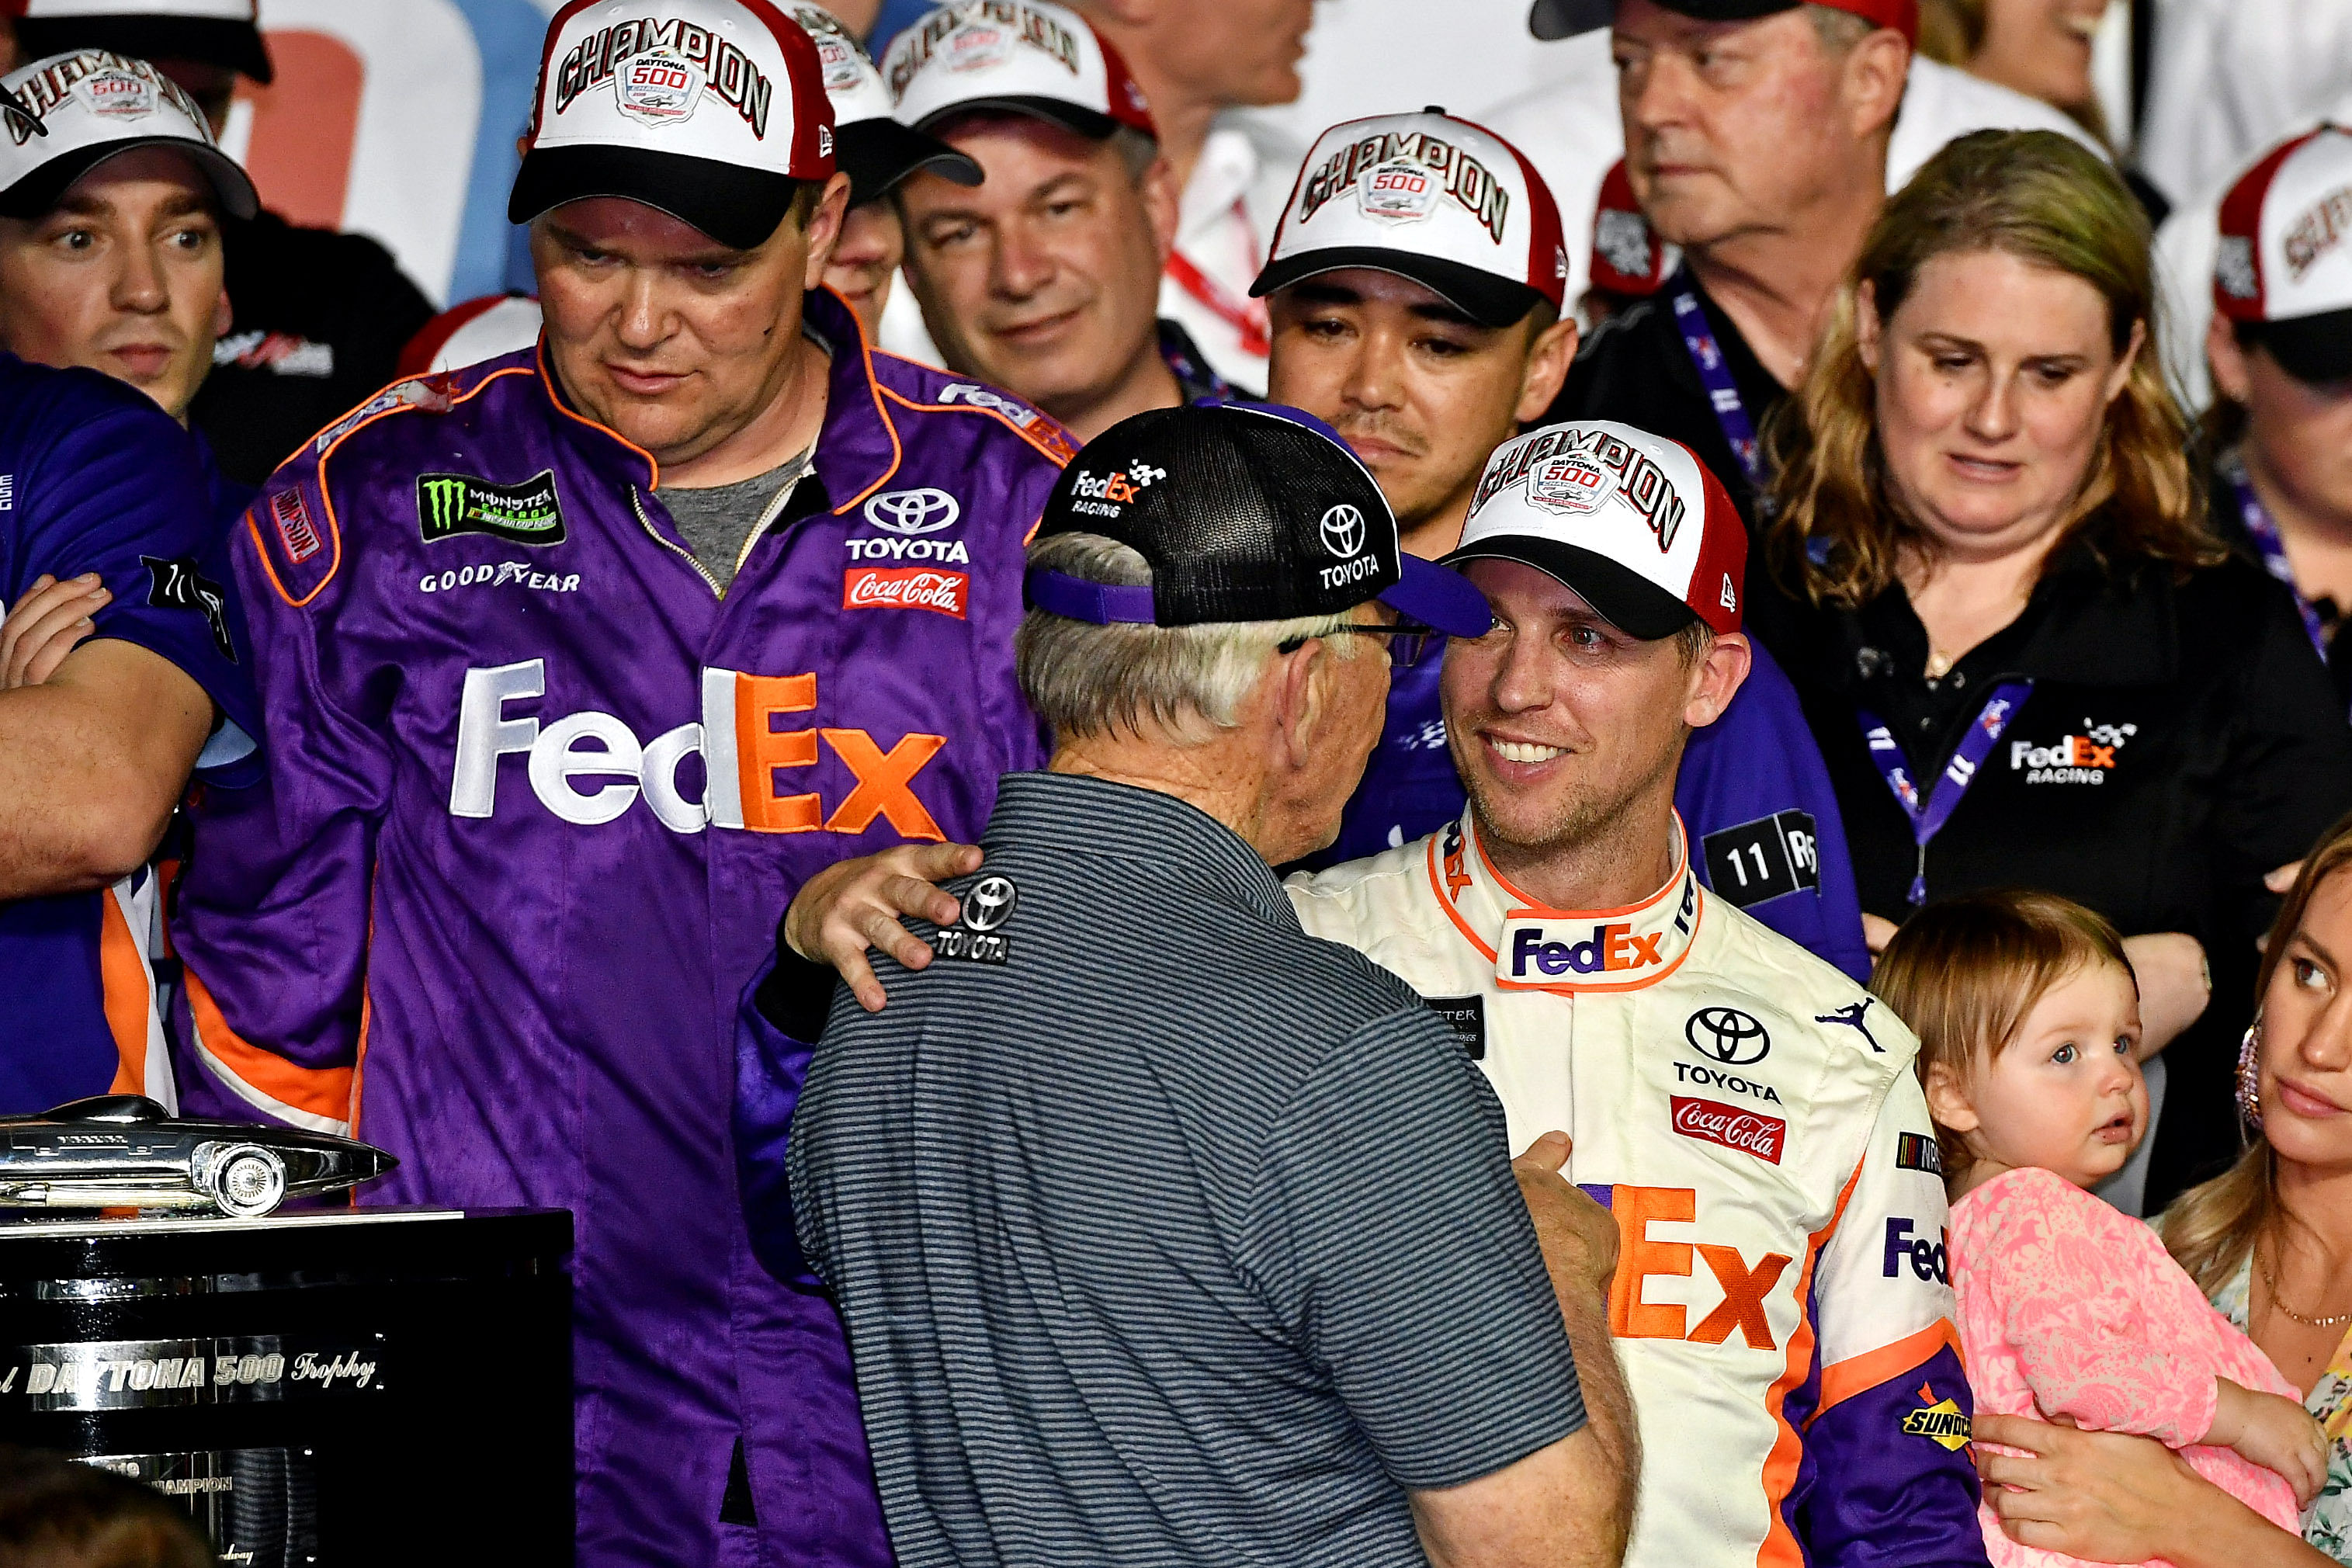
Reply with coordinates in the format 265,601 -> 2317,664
1700,810 -> 1821,909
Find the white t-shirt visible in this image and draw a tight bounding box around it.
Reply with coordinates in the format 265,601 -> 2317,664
2137,0 -> 2352,213
1478,47 -> 2100,316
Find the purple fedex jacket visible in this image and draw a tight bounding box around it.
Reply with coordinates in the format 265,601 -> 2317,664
169,288 -> 1065,1568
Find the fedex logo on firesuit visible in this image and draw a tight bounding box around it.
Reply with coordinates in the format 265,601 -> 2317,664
447,658 -> 946,839
1509,921 -> 1663,978
1582,1184 -> 1795,1350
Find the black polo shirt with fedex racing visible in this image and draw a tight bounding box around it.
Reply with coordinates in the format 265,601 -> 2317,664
775,772 -> 1584,1568
1768,538 -> 2352,1206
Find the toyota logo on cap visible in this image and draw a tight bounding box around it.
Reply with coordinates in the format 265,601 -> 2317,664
864,487 -> 961,536
1320,503 -> 1366,559
1684,1005 -> 1771,1066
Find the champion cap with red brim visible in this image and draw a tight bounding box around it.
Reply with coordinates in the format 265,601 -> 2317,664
2215,124 -> 2352,386
1529,0 -> 1917,43
883,0 -> 1156,145
11,0 -> 272,84
0,49 -> 256,222
511,0 -> 837,253
1251,109 -> 1567,330
1026,402 -> 1491,638
788,2 -> 980,203
1445,420 -> 1747,638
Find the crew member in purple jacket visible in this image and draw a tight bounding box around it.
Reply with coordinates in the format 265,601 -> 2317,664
167,3 -> 1067,1563
1253,108 -> 1870,978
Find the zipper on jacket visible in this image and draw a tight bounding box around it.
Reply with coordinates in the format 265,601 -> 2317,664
631,485 -> 724,598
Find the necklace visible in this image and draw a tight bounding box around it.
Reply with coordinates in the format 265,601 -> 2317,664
2258,1243 -> 2352,1330
1924,648 -> 1956,680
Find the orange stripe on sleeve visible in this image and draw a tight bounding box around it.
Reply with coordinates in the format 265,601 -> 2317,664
1755,1159 -> 1866,1568
1811,1320 -> 1968,1423
182,966 -> 354,1126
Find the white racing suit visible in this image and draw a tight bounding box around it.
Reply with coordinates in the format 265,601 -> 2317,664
1289,812 -> 1989,1568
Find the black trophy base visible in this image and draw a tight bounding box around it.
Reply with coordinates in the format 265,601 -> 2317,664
0,1207 -> 571,1565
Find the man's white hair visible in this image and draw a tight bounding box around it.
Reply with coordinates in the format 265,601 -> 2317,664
1017,532 -> 1366,745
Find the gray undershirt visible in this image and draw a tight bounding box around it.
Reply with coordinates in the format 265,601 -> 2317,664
657,442 -> 814,590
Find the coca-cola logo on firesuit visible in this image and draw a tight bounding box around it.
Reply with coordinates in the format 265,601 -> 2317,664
843,566 -> 969,618
1669,1094 -> 1785,1164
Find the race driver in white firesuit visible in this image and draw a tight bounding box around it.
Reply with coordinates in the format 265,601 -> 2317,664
777,419 -> 1989,1568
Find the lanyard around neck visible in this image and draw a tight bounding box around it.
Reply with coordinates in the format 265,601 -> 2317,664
1854,680 -> 2033,907
2226,457 -> 2331,657
1670,288 -> 1767,493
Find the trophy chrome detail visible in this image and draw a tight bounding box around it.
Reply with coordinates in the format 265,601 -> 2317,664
0,1096 -> 394,1217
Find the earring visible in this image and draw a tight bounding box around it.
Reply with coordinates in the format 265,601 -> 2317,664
2237,1020 -> 2265,1132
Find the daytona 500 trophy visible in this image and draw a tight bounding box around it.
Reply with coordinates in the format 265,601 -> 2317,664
0,1098 -> 571,1563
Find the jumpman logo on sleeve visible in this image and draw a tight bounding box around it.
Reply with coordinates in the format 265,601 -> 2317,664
1814,998 -> 1885,1053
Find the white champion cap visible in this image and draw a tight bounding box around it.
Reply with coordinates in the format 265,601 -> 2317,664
787,2 -> 977,202
1447,420 -> 1749,638
0,49 -> 256,221
10,0 -> 272,84
511,0 -> 838,252
883,0 -> 1155,143
1251,108 -> 1567,330
2215,124 -> 2352,384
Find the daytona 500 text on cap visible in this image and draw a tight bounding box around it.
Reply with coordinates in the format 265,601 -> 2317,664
2216,125 -> 2352,386
1026,402 -> 1491,637
787,2 -> 980,202
883,0 -> 1156,144
1529,0 -> 1915,43
10,0 -> 272,84
0,49 -> 256,221
1445,420 -> 1748,639
510,0 -> 837,253
1251,109 -> 1566,330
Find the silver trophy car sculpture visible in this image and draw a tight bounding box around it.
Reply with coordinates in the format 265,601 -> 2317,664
0,1095 -> 394,1218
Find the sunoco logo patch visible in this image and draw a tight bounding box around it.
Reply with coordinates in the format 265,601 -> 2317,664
416,471 -> 566,548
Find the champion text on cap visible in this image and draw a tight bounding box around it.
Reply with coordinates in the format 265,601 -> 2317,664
883,0 -> 1155,144
0,48 -> 257,222
1445,420 -> 1747,639
510,0 -> 836,252
1251,109 -> 1566,329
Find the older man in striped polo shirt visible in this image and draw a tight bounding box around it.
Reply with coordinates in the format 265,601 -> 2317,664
740,401 -> 1636,1567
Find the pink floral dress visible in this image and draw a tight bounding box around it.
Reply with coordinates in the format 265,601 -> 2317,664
1951,1166 -> 2303,1567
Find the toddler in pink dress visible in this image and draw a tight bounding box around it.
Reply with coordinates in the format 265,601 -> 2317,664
1872,890 -> 2325,1568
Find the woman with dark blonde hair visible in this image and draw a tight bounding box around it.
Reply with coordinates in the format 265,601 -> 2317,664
1753,128 -> 2352,1215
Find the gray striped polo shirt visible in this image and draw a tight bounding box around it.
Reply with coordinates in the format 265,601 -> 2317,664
787,771 -> 1586,1566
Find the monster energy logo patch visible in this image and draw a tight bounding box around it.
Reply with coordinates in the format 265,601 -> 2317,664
415,470 -> 566,547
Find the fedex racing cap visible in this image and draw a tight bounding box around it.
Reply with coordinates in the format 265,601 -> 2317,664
1529,0 -> 1915,43
1590,158 -> 1674,298
1251,109 -> 1567,330
1027,402 -> 1490,637
788,3 -> 979,203
0,50 -> 256,222
883,0 -> 1156,144
10,0 -> 271,85
2215,125 -> 2352,385
510,0 -> 837,253
1445,420 -> 1747,638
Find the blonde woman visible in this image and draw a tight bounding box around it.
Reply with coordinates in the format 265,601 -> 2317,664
2162,815 -> 2352,1562
1754,129 -> 2352,1216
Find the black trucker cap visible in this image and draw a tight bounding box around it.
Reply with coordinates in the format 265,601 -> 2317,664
1025,402 -> 1492,637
